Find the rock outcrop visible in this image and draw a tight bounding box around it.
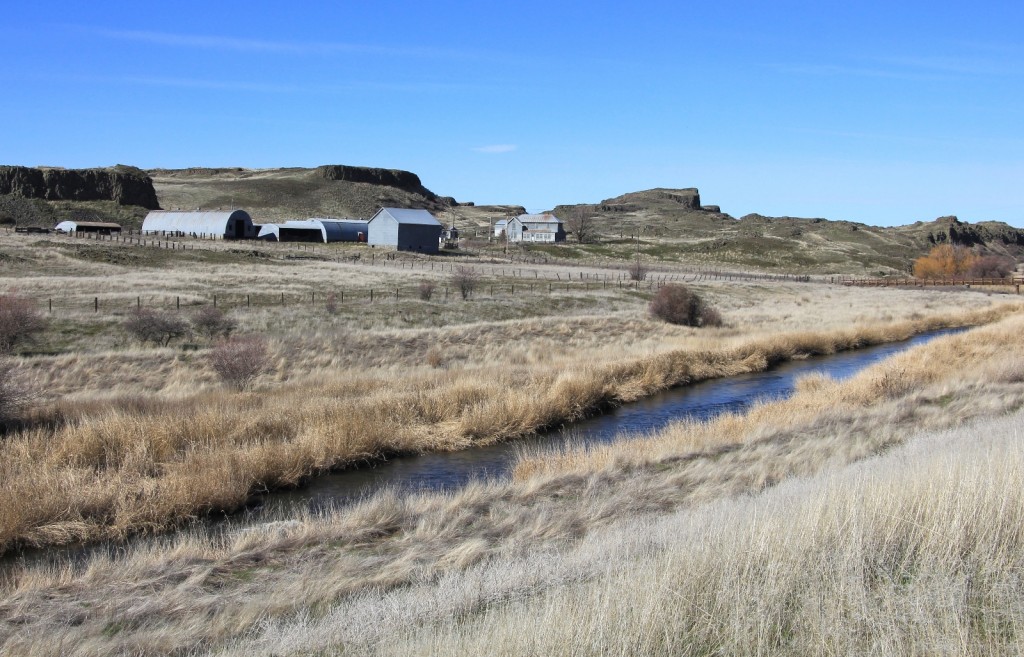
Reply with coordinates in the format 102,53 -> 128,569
0,165 -> 160,208
315,165 -> 438,199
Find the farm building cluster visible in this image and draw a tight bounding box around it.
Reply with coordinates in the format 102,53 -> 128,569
55,207 -> 464,254
53,207 -> 569,252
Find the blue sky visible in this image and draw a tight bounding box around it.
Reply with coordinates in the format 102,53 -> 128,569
2,2 -> 1023,226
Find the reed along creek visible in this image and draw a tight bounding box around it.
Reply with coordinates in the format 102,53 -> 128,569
269,328 -> 965,513
0,328 -> 964,568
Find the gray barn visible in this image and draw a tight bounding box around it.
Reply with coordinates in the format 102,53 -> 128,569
257,219 -> 368,243
141,210 -> 256,239
367,208 -> 442,253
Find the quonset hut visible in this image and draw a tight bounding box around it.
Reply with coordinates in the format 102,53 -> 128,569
54,221 -> 122,235
141,210 -> 256,239
257,219 -> 368,243
366,208 -> 442,253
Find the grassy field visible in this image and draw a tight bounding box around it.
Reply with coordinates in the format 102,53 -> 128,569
1,229 -> 1023,655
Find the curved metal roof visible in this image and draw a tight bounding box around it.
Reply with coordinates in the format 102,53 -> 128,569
142,210 -> 252,236
257,219 -> 368,242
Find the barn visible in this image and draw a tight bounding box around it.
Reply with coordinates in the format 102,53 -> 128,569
141,210 -> 256,239
54,221 -> 122,235
367,208 -> 442,253
257,219 -> 368,243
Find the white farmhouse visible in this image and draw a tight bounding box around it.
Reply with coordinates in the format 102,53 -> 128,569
505,213 -> 566,243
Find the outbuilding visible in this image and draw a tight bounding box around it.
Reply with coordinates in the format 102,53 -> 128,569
493,219 -> 508,237
54,221 -> 122,235
141,210 -> 256,239
257,219 -> 368,243
506,213 -> 566,243
367,208 -> 442,253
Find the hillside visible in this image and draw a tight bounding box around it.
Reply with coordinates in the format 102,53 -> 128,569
545,188 -> 1024,274
3,165 -> 1022,274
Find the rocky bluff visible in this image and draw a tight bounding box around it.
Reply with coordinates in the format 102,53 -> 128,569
315,165 -> 438,200
0,165 -> 160,209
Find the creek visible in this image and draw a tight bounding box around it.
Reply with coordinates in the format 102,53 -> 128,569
270,328 -> 963,512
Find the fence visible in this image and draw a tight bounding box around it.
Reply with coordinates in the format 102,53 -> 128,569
840,277 -> 1023,293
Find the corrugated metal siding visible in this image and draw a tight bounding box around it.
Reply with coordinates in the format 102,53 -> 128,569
397,224 -> 441,253
320,220 -> 368,242
368,213 -> 399,246
142,210 -> 254,238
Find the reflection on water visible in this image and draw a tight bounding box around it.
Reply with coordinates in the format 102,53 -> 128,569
272,328 -> 962,512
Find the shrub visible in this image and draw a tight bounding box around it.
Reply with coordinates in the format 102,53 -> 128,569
649,284 -> 722,327
628,260 -> 648,282
967,255 -> 1016,279
191,306 -> 236,341
913,244 -> 978,279
124,307 -> 189,347
0,358 -> 34,428
208,335 -> 270,391
418,280 -> 436,301
0,292 -> 46,354
452,267 -> 478,300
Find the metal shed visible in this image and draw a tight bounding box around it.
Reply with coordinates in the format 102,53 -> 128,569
141,210 -> 255,239
367,208 -> 442,254
257,219 -> 368,243
54,221 -> 122,235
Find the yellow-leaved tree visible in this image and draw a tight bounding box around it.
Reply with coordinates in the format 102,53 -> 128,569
912,244 -> 978,279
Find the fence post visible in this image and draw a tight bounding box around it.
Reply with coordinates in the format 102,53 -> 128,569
247,294 -> 250,308
177,296 -> 180,310
48,298 -> 52,313
370,289 -> 374,302
137,296 -> 140,309
94,297 -> 98,313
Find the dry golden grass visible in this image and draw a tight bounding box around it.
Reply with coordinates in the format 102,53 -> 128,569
1,314 -> 1024,655
0,302 -> 1015,555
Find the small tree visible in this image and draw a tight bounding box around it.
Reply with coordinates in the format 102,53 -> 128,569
566,206 -> 595,244
418,280 -> 436,301
649,284 -> 722,327
452,267 -> 479,300
208,335 -> 270,391
124,307 -> 189,347
0,292 -> 46,354
628,259 -> 648,282
191,306 -> 236,341
913,244 -> 978,279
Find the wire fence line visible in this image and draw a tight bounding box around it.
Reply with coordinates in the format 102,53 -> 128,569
5,227 -> 822,285
24,278 -> 719,317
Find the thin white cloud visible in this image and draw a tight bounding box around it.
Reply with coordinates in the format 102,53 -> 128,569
472,144 -> 518,154
79,26 -> 473,60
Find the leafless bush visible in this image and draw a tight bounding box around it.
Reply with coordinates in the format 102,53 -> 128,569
208,335 -> 271,390
190,306 -> 236,341
123,307 -> 189,347
452,267 -> 479,300
0,358 -> 34,428
325,292 -> 339,315
0,291 -> 46,354
967,255 -> 1016,279
649,284 -> 722,327
628,259 -> 648,282
425,345 -> 444,368
419,280 -> 436,301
